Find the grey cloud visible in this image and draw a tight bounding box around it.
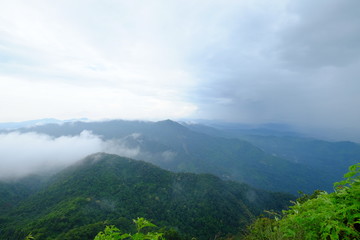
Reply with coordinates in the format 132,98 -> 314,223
196,65 -> 360,142
101,139 -> 140,158
189,0 -> 360,141
278,0 -> 360,69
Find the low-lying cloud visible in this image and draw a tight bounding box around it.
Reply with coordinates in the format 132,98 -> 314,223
0,131 -> 140,179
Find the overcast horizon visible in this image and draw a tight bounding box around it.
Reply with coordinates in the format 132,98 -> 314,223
1,0 -> 360,141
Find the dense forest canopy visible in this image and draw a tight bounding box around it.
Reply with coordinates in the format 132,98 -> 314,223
0,153 -> 293,240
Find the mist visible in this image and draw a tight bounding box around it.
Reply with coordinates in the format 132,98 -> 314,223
0,130 -> 140,180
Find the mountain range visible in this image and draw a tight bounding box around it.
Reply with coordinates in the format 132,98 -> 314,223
1,118 -> 359,239
5,119 -> 359,193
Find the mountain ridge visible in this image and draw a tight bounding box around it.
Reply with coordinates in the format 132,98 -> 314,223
3,119 -> 345,193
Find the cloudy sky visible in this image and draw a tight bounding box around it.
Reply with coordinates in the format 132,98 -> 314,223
1,0 -> 359,140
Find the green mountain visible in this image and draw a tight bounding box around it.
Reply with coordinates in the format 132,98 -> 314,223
0,153 -> 293,240
12,119 -> 333,193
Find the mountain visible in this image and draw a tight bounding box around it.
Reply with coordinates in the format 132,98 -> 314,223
181,121 -> 302,137
0,118 -> 89,130
182,121 -> 360,192
0,153 -> 293,240
236,135 -> 360,186
9,119 -> 331,193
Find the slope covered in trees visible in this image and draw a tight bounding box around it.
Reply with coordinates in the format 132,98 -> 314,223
183,121 -> 360,193
0,175 -> 46,214
238,135 -> 360,186
8,119 -> 338,193
0,153 -> 293,240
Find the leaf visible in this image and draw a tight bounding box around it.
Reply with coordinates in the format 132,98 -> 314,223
344,172 -> 357,178
134,218 -> 157,232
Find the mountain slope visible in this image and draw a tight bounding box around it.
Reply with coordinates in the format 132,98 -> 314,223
0,175 -> 46,214
12,119 -> 331,193
182,122 -> 360,192
235,135 -> 360,187
0,153 -> 293,240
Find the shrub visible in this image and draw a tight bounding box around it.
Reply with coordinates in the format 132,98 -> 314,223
94,217 -> 163,240
243,163 -> 360,240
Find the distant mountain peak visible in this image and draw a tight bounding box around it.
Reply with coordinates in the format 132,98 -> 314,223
157,119 -> 179,125
155,119 -> 189,131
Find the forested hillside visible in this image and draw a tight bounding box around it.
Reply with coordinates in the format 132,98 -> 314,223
239,135 -> 360,184
183,121 -> 360,192
0,175 -> 46,214
0,153 -> 293,240
6,119 -> 344,193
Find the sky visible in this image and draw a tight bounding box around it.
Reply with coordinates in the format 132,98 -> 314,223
1,0 -> 360,140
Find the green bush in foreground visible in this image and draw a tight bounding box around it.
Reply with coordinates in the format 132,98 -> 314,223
244,163 -> 360,240
94,217 -> 163,240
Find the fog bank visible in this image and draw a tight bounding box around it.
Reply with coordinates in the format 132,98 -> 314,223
0,131 -> 139,179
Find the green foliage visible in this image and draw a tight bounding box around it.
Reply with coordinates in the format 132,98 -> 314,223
243,163 -> 360,240
295,190 -> 325,204
0,175 -> 45,215
94,218 -> 163,240
24,234 -> 35,240
334,163 -> 360,188
93,226 -> 129,240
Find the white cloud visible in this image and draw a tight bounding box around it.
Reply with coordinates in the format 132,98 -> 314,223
0,131 -> 140,179
0,76 -> 197,122
161,150 -> 177,162
0,0 -> 199,121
